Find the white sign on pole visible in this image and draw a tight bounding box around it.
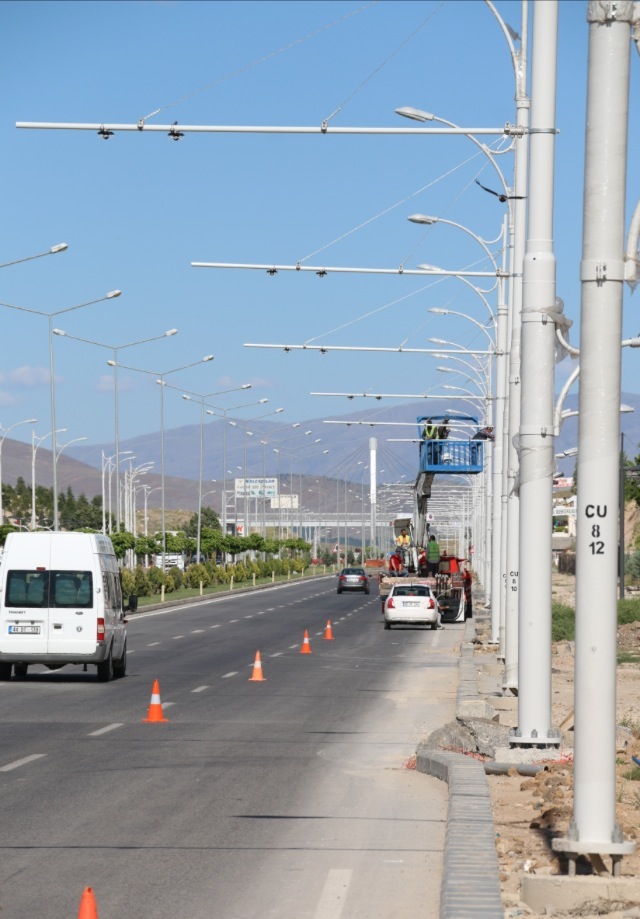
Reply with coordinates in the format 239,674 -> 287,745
234,477 -> 278,498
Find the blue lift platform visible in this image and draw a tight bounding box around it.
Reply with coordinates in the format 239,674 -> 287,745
417,414 -> 485,475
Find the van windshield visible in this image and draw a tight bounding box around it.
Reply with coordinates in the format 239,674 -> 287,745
5,571 -> 93,609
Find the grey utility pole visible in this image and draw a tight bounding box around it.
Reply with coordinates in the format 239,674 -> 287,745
500,0 -> 530,677
554,0 -> 637,876
511,0 -> 562,747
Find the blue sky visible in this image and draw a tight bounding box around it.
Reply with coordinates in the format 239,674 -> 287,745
1,0 -> 638,457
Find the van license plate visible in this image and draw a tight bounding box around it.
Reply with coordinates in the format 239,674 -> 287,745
403,601 -> 420,607
8,626 -> 40,634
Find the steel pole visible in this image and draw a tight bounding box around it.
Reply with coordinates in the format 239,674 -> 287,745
555,0 -> 636,869
503,0 -> 530,689
512,0 -> 559,746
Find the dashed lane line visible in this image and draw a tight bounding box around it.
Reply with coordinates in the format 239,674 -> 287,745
313,869 -> 353,919
88,724 -> 124,737
0,754 -> 46,772
191,686 -> 209,693
222,672 -> 238,679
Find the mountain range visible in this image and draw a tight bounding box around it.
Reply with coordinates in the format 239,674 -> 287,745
4,392 -> 639,513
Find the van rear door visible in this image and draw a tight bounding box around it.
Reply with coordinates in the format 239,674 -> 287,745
47,569 -> 96,656
3,568 -> 49,655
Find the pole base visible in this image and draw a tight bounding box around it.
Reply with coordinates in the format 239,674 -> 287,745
552,837 -> 635,877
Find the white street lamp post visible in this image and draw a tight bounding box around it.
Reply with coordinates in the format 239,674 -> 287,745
0,290 -> 122,530
554,0 -> 637,872
31,427 -> 67,530
512,0 -> 560,749
55,327 -> 177,532
0,417 -> 37,524
109,356 -> 213,590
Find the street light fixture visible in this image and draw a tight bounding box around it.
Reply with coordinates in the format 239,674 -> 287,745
0,242 -> 68,270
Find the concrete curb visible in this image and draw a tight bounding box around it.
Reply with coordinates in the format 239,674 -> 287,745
416,612 -> 504,918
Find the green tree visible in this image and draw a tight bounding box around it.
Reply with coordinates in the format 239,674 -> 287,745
111,531 -> 136,559
0,524 -> 17,546
185,507 -> 221,537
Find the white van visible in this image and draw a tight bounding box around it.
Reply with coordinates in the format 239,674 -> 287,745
0,532 -> 128,682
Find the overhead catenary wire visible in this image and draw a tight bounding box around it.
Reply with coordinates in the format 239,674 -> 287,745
322,2 -> 448,126
139,2 -> 379,125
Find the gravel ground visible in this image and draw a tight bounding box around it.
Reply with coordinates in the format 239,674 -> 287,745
478,572 -> 640,918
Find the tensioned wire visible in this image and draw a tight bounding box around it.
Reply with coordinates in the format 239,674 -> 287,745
139,2 -> 382,124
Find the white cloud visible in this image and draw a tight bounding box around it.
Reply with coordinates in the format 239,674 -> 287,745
0,391 -> 19,407
95,375 -> 136,394
0,366 -> 51,388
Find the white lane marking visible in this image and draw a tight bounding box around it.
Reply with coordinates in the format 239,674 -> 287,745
128,649 -> 135,654
88,723 -> 123,737
0,754 -> 46,772
147,642 -> 160,646
229,619 -> 239,623
210,624 -> 221,629
191,685 -> 209,693
161,702 -> 176,708
173,635 -> 184,640
191,629 -> 205,633
270,652 -> 283,657
313,869 -> 352,919
222,672 -> 238,679
315,631 -> 323,636
288,644 -> 298,650
244,615 -> 254,619
257,611 -> 265,615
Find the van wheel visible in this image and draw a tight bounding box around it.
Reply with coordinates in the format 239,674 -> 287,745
0,663 -> 12,680
113,641 -> 127,679
384,621 -> 391,630
96,649 -> 113,683
14,663 -> 28,678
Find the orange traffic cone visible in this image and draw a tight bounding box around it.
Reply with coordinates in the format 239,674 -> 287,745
142,678 -> 169,723
324,620 -> 334,640
77,886 -> 99,919
300,630 -> 312,654
249,650 -> 266,681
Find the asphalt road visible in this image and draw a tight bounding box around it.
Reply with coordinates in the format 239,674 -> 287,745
0,577 -> 462,918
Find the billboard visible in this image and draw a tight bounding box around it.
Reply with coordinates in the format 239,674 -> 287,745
270,494 -> 299,509
234,477 -> 278,498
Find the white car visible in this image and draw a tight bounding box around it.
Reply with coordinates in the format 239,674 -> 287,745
383,582 -> 441,630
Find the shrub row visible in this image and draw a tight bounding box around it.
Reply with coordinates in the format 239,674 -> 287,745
121,557 -> 309,598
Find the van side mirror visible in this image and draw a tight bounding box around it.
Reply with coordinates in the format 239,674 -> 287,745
127,594 -> 138,613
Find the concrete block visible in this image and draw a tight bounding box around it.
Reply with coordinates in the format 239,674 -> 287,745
520,875 -> 640,914
493,746 -> 573,765
457,699 -> 496,720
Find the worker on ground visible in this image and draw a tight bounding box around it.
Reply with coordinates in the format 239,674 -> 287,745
426,534 -> 440,577
462,566 -> 473,619
396,528 -> 410,546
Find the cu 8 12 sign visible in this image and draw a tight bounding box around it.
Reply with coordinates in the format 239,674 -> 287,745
585,503 -> 607,556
